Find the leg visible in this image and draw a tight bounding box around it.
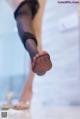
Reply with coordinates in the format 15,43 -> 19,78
20,70 -> 34,103
5,0 -> 52,110
13,69 -> 34,110
7,0 -> 52,76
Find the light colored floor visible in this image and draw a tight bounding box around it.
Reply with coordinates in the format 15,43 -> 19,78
0,105 -> 80,119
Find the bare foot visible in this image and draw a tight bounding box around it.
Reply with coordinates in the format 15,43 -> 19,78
32,51 -> 52,75
12,101 -> 31,110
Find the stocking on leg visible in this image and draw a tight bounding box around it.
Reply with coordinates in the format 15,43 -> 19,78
14,1 -> 52,76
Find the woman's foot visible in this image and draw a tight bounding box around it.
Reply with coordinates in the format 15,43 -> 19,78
32,51 -> 52,76
12,101 -> 31,110
1,102 -> 30,110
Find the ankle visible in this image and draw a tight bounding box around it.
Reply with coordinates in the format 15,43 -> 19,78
25,39 -> 39,59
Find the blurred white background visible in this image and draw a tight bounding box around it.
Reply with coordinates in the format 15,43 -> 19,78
0,0 -> 79,106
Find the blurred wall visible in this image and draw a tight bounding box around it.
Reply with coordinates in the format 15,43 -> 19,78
33,0 -> 80,106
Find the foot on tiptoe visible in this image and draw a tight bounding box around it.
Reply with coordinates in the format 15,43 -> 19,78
12,101 -> 31,110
